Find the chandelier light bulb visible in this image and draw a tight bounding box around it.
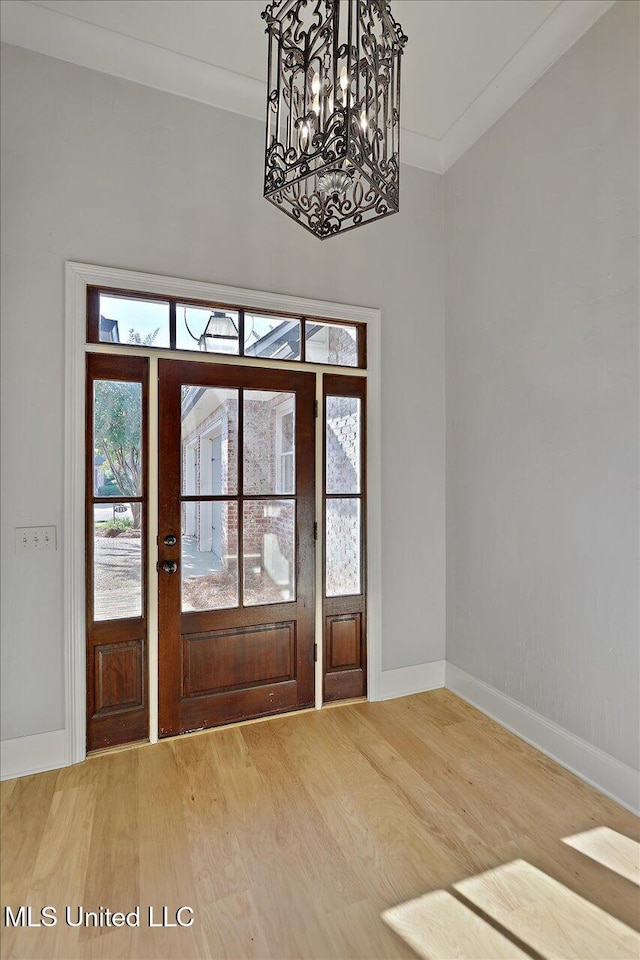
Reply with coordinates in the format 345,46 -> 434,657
360,110 -> 368,131
311,72 -> 321,95
340,66 -> 348,105
313,94 -> 320,116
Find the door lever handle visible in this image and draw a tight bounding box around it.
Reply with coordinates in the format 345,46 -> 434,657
161,560 -> 178,575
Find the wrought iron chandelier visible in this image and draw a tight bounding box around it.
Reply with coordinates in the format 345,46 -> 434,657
262,0 -> 408,240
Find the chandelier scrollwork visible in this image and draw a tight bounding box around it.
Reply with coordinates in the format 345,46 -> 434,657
262,0 -> 407,240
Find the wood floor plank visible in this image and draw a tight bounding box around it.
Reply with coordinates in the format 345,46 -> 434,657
0,778 -> 17,821
358,698 -> 525,847
80,750 -> 140,941
240,719 -> 366,913
327,899 -> 417,960
133,742 -> 207,960
275,707 -> 462,906
14,775 -> 97,960
0,771 -> 59,908
172,734 -> 250,904
1,691 -> 638,960
197,890 -> 271,960
331,704 -> 498,875
436,714 -> 626,838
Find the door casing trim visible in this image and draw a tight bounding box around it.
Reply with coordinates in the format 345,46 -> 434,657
65,260 -> 382,765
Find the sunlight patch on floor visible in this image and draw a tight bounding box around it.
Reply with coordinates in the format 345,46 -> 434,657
455,859 -> 639,960
382,888 -> 529,960
563,826 -> 640,886
383,856 -> 640,960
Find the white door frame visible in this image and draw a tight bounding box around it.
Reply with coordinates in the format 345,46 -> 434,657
64,261 -> 382,765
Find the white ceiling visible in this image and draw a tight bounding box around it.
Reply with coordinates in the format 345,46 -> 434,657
2,0 -> 616,171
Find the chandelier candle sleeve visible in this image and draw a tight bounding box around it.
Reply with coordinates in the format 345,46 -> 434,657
262,0 -> 408,240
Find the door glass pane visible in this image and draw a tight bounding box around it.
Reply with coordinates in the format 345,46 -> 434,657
93,380 -> 143,497
181,501 -> 238,611
326,396 -> 361,494
182,386 -> 238,495
98,293 -> 170,348
326,498 -> 361,597
93,503 -> 142,620
245,314 -> 301,360
306,320 -> 358,366
244,391 -> 296,495
176,304 -> 240,355
243,500 -> 295,605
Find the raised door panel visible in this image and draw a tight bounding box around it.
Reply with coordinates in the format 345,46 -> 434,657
183,622 -> 296,696
94,639 -> 143,714
327,614 -> 361,670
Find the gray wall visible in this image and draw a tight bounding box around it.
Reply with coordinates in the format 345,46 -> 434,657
0,44 -> 446,740
444,1 -> 639,769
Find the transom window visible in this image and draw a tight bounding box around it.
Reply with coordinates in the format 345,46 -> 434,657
87,287 -> 365,369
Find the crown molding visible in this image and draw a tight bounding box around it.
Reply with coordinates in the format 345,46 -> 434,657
0,0 -> 266,121
400,129 -> 442,176
438,0 -> 617,172
1,0 -> 617,177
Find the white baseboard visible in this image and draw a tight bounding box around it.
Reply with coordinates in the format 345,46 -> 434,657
2,664 -> 637,819
381,660 -> 446,700
445,663 -> 640,816
0,729 -> 68,781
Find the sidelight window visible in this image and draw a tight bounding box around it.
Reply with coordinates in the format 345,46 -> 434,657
85,353 -> 149,750
323,374 -> 367,702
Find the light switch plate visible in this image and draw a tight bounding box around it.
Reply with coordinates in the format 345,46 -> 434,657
15,526 -> 57,551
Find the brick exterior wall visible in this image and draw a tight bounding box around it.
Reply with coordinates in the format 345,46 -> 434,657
326,396 -> 360,493
326,325 -> 357,366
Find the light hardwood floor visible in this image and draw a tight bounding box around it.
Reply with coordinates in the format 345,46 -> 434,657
1,690 -> 638,960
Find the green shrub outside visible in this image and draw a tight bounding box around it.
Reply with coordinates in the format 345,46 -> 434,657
98,481 -> 122,497
96,517 -> 134,533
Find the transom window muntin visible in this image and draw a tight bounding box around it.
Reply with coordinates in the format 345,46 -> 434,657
87,286 -> 366,369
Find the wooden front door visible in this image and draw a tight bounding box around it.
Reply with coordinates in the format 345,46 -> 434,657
158,359 -> 316,736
